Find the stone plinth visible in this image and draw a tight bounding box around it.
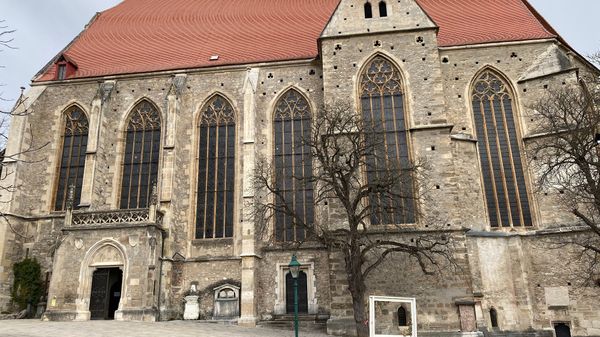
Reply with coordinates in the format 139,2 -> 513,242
183,296 -> 200,320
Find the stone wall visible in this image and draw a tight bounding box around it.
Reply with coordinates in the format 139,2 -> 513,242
0,1 -> 599,336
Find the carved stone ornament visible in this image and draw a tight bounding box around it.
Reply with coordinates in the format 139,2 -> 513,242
74,238 -> 84,250
128,235 -> 139,247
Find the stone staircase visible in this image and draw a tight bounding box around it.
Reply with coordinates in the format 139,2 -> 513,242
258,314 -> 329,333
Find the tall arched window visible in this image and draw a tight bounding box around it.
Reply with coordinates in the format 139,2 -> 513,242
472,70 -> 532,227
360,56 -> 415,225
379,1 -> 388,17
55,106 -> 89,211
274,89 -> 313,242
196,95 -> 235,239
120,100 -> 161,209
364,2 -> 373,18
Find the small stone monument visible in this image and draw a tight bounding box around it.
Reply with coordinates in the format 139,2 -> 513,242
183,282 -> 200,320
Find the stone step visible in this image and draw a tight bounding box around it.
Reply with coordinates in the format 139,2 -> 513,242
258,314 -> 329,333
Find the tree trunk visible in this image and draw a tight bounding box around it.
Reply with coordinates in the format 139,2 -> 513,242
351,286 -> 369,337
345,245 -> 369,337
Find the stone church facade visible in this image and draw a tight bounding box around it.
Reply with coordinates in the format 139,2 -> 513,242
0,0 -> 599,336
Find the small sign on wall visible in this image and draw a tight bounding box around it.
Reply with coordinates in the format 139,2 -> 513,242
545,287 -> 570,308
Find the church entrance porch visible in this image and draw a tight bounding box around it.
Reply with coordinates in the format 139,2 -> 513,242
90,268 -> 123,320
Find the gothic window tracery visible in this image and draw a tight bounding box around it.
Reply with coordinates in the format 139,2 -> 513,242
274,89 -> 313,242
196,95 -> 235,239
360,56 -> 415,225
55,106 -> 89,211
120,100 -> 161,209
471,70 -> 532,227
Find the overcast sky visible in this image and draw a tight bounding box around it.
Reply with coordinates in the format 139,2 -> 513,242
1,0 -> 599,112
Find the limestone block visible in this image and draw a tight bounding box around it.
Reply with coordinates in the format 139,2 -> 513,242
545,287 -> 569,308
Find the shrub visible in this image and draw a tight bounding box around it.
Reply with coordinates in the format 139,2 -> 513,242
11,258 -> 43,311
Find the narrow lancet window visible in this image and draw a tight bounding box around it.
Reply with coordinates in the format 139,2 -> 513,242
120,100 -> 161,209
398,306 -> 408,326
360,56 -> 415,225
490,308 -> 499,328
471,70 -> 532,227
196,95 -> 236,239
55,106 -> 89,211
364,2 -> 373,18
379,1 -> 388,17
274,89 -> 313,242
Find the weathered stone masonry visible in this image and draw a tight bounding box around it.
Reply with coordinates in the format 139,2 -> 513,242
0,0 -> 599,336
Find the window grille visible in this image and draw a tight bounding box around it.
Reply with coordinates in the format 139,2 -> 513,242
360,56 -> 415,225
55,106 -> 89,211
471,70 -> 532,227
274,89 -> 313,242
120,100 -> 161,209
195,95 -> 236,239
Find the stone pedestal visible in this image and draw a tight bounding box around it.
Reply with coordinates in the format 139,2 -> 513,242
183,295 -> 199,320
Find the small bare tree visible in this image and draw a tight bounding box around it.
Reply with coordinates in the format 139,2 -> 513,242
528,53 -> 600,285
0,21 -> 48,239
254,101 -> 456,337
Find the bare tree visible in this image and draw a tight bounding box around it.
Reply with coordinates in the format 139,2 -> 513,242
254,101 -> 456,337
0,21 -> 47,239
528,53 -> 600,285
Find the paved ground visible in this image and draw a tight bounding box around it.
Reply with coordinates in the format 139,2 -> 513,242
0,320 -> 330,337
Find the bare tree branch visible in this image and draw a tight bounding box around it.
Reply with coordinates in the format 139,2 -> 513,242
253,100 -> 458,337
528,52 -> 600,285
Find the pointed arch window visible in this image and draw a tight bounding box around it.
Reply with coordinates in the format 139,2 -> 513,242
196,95 -> 235,239
274,89 -> 313,242
490,308 -> 498,328
471,70 -> 532,227
120,100 -> 161,209
379,1 -> 388,17
364,2 -> 373,18
398,306 -> 408,326
55,106 -> 89,211
360,56 -> 415,225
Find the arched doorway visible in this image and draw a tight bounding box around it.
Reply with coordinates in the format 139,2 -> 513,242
90,268 -> 123,320
286,270 -> 308,314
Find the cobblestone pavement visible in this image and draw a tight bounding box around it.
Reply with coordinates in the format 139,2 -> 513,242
0,320 -> 331,337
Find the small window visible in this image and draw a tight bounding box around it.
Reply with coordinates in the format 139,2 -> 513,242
57,64 -> 67,80
364,2 -> 373,18
490,308 -> 498,328
398,306 -> 408,326
379,1 -> 388,17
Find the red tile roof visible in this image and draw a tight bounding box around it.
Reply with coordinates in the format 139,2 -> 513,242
35,0 -> 559,82
415,0 -> 556,47
36,0 -> 341,81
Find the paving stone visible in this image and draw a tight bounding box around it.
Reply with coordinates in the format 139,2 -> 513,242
0,320 -> 329,337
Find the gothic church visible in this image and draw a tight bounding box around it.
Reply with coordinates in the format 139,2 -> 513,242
0,0 -> 598,336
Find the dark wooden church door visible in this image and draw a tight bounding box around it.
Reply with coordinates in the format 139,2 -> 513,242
90,268 -> 123,320
286,271 -> 308,314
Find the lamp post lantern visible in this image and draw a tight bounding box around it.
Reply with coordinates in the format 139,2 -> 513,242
289,254 -> 301,337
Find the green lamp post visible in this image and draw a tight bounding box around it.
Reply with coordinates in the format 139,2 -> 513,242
289,254 -> 301,337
